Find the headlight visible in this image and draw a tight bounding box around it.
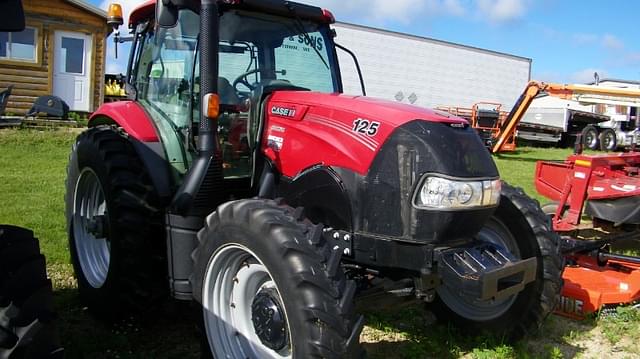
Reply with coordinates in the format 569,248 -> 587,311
413,175 -> 501,210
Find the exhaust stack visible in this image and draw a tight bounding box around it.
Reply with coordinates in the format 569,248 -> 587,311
172,0 -> 224,215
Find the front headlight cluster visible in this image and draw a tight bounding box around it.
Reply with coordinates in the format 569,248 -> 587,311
414,176 -> 501,210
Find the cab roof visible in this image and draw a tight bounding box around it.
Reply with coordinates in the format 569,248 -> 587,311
129,0 -> 334,28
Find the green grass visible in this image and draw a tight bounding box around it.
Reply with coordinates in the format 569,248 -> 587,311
493,147 -> 578,203
0,129 -> 75,264
0,128 -> 638,358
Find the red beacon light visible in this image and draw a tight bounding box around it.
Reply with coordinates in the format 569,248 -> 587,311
322,9 -> 335,23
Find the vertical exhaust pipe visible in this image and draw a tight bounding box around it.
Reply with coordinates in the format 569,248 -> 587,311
172,0 -> 224,215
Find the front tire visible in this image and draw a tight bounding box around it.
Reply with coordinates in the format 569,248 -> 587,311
65,126 -> 166,318
432,183 -> 563,340
192,199 -> 364,358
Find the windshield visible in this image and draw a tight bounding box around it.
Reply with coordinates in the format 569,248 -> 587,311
218,10 -> 340,97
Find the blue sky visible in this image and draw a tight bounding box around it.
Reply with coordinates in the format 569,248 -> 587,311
91,0 -> 640,84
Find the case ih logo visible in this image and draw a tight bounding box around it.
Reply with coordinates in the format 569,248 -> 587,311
271,106 -> 297,118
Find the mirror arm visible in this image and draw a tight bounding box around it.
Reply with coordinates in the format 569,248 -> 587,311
112,31 -> 135,59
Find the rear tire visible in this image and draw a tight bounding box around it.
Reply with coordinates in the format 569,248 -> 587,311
598,128 -> 617,151
431,183 -> 563,340
581,125 -> 599,150
192,199 -> 365,358
0,225 -> 63,358
65,126 -> 166,319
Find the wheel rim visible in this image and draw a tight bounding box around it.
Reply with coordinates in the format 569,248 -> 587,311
603,132 -> 616,150
202,244 -> 292,359
436,217 -> 521,321
72,168 -> 111,289
584,129 -> 597,148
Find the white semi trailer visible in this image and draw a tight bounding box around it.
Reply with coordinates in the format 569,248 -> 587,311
332,22 -> 531,111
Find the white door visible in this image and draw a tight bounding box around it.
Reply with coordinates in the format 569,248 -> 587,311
53,31 -> 92,112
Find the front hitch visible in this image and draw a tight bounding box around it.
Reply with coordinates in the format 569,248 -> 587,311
437,243 -> 537,301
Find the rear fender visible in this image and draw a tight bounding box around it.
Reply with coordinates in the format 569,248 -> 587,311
89,101 -> 173,200
89,101 -> 159,142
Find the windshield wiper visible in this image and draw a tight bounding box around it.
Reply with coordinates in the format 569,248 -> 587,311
284,3 -> 330,70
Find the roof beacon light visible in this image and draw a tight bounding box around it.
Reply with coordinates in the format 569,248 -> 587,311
107,3 -> 124,30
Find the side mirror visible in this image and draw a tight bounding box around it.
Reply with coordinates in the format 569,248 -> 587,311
0,0 -> 26,32
157,0 -> 179,28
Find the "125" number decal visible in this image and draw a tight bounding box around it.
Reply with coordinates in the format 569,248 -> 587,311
352,118 -> 380,136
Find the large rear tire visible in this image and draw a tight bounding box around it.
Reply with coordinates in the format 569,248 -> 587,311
431,183 -> 563,340
0,225 -> 63,358
65,126 -> 166,318
192,199 -> 365,358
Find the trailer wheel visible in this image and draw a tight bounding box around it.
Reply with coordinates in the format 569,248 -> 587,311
65,126 -> 166,318
432,183 -> 563,340
581,125 -> 600,150
599,129 -> 617,151
192,199 -> 365,358
0,225 -> 63,358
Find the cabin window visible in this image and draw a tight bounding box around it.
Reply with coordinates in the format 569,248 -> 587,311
0,27 -> 37,63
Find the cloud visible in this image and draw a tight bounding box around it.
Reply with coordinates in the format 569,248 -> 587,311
302,0 -> 528,24
476,0 -> 529,23
572,33 -> 599,45
302,0 -> 425,24
571,68 -> 608,84
369,0 -> 426,23
601,34 -> 624,50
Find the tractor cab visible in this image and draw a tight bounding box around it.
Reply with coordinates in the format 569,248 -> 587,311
122,1 -> 339,181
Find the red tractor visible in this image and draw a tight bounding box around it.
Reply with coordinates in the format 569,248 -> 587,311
65,1 -> 563,357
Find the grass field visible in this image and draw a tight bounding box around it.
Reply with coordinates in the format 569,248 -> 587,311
1,128 -> 638,358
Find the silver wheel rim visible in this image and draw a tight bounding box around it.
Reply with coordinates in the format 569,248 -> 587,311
202,244 -> 292,359
72,168 -> 110,288
437,217 -> 521,321
584,129 -> 597,148
603,132 -> 616,150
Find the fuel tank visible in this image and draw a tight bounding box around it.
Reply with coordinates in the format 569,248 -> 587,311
262,91 -> 499,244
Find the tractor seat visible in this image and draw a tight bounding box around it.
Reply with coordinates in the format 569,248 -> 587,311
218,77 -> 241,106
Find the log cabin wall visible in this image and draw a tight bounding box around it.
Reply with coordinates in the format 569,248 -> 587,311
0,0 -> 109,115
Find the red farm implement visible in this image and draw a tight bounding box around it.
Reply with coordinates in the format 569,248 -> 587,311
536,150 -> 640,319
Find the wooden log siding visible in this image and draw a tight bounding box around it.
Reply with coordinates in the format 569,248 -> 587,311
0,0 -> 109,115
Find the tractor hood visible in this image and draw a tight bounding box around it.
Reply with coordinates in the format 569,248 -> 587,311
268,91 -> 468,128
263,90 -> 491,181
264,91 -> 500,244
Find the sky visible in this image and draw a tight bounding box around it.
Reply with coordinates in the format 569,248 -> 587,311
91,0 -> 640,84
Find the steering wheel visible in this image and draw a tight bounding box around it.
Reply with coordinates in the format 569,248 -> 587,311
232,69 -> 261,92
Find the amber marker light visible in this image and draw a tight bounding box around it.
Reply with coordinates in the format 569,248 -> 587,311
203,94 -> 220,119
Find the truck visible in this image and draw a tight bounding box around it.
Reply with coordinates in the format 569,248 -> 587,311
332,22 -> 531,111
519,79 -> 640,151
64,1 -> 563,357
